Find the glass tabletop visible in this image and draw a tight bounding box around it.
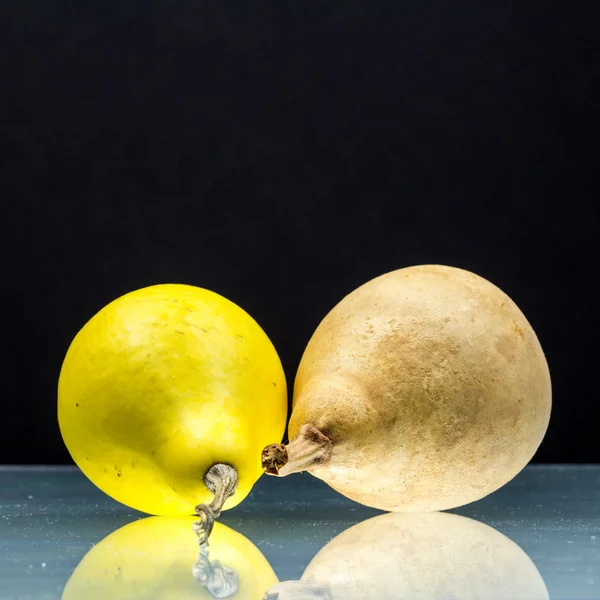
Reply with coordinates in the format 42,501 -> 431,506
0,465 -> 598,600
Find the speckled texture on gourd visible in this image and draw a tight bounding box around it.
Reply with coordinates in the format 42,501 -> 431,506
290,265 -> 551,511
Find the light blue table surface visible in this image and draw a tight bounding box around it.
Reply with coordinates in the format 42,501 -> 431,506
0,465 -> 598,599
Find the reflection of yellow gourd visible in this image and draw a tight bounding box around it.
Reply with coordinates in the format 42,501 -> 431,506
58,284 -> 287,536
62,516 -> 277,600
266,511 -> 548,600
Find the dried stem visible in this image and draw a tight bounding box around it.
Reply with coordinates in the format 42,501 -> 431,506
194,463 -> 238,545
262,424 -> 332,477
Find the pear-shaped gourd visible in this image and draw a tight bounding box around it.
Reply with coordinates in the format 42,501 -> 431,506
262,265 -> 551,511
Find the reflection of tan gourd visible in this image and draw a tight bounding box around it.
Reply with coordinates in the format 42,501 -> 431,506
263,265 -> 551,511
265,512 -> 549,600
62,516 -> 277,600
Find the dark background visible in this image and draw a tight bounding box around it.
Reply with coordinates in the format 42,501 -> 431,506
1,1 -> 598,465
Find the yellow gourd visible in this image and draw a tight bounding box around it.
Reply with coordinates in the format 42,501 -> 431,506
62,516 -> 278,600
59,284 -> 287,537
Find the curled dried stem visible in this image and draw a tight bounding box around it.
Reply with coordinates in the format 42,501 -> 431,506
194,463 -> 238,545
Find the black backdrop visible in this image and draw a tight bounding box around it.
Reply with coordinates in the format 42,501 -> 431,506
1,1 -> 598,464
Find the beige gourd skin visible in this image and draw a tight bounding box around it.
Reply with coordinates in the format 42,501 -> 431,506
262,265 -> 551,511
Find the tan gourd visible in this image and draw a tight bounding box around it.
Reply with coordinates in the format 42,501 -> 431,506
262,265 -> 551,511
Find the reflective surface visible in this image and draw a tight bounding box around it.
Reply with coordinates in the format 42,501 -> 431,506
0,465 -> 598,599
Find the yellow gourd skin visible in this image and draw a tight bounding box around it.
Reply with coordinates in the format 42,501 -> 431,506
58,284 -> 287,515
62,517 -> 278,600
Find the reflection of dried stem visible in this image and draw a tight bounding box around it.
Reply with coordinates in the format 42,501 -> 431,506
192,542 -> 238,598
194,463 -> 238,545
263,580 -> 332,600
262,424 -> 332,477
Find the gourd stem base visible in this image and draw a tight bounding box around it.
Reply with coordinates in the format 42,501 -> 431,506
262,424 -> 332,477
194,463 -> 238,545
